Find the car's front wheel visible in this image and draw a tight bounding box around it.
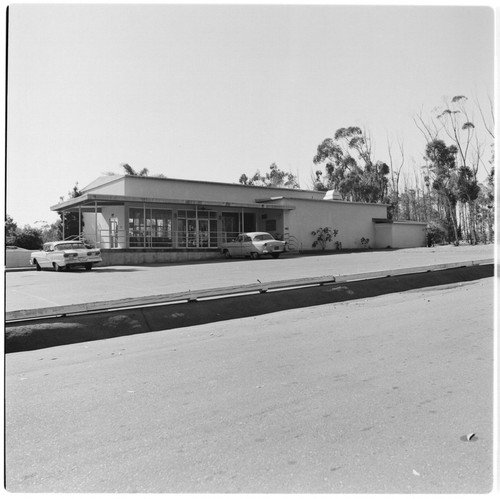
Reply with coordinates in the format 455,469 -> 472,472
271,253 -> 281,259
250,252 -> 260,260
85,263 -> 93,271
54,262 -> 65,272
33,260 -> 42,271
223,249 -> 232,259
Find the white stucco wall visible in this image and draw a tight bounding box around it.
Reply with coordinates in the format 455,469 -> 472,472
374,224 -> 393,249
374,222 -> 427,249
122,176 -> 325,204
392,222 -> 426,248
279,199 -> 387,250
83,206 -> 126,248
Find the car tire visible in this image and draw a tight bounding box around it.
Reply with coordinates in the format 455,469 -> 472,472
85,263 -> 93,271
34,260 -> 42,271
223,249 -> 231,259
271,253 -> 281,259
54,263 -> 65,272
250,252 -> 260,260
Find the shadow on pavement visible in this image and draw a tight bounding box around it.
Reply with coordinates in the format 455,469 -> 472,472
5,264 -> 493,353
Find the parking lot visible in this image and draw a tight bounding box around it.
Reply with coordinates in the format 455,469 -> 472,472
5,244 -> 494,314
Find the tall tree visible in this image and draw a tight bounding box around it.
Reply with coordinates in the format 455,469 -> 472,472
313,126 -> 389,203
424,139 -> 460,245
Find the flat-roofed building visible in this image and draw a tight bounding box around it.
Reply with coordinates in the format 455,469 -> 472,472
51,174 -> 426,265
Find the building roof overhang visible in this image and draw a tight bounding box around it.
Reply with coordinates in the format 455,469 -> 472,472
51,193 -> 296,213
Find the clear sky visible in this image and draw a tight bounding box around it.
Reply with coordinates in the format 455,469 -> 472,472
5,2 -> 495,227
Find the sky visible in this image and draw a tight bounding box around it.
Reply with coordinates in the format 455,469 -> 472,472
5,2 -> 496,227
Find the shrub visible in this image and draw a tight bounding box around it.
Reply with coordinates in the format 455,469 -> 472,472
311,227 -> 338,250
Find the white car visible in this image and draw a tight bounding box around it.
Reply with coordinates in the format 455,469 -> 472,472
221,232 -> 287,259
30,241 -> 102,271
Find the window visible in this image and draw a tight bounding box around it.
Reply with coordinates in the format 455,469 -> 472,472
177,210 -> 218,248
265,219 -> 277,232
254,234 -> 274,242
128,207 -> 173,248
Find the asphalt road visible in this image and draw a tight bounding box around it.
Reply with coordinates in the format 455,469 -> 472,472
5,277 -> 493,493
5,244 -> 494,313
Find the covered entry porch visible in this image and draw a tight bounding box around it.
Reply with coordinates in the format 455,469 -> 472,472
51,193 -> 294,262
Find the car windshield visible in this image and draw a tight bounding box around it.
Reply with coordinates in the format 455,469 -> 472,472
55,243 -> 86,250
253,234 -> 274,241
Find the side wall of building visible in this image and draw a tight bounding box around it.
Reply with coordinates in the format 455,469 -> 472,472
283,199 -> 387,250
122,176 -> 325,204
374,224 -> 394,249
392,222 -> 427,248
83,206 -> 127,248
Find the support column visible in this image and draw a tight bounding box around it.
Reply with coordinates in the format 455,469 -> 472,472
95,201 -> 98,247
143,203 -> 147,248
78,206 -> 82,239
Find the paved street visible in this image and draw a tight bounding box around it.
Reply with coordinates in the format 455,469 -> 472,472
5,244 -> 494,313
5,277 -> 493,493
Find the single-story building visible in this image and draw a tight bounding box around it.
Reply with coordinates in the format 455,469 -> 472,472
50,175 -> 426,265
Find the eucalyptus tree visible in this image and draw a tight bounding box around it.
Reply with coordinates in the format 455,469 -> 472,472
313,126 -> 389,203
424,139 -> 460,245
239,163 -> 300,188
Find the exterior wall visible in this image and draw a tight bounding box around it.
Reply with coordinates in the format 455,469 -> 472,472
392,222 -> 426,248
83,206 -> 126,249
5,247 -> 32,268
100,248 -> 222,266
82,176 -> 126,196
283,199 -> 387,250
121,176 -> 325,204
374,222 -> 427,249
374,224 -> 393,249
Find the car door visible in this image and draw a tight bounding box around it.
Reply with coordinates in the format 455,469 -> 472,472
38,244 -> 53,268
241,235 -> 253,256
230,235 -> 244,257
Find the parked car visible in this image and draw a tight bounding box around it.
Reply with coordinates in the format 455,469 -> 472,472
30,241 -> 102,271
221,232 -> 287,259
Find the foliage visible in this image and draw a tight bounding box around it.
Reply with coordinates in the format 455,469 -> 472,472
313,126 -> 390,203
5,215 -> 18,245
426,221 -> 447,246
121,163 -> 149,176
239,163 -> 300,188
424,139 -> 460,245
311,226 -> 338,250
58,183 -> 84,239
6,214 -> 65,248
13,226 -> 44,250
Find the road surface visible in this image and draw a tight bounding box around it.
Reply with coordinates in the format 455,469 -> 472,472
5,278 -> 493,493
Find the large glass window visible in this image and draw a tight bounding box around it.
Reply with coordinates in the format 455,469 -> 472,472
128,207 -> 173,248
177,210 -> 218,248
221,212 -> 240,243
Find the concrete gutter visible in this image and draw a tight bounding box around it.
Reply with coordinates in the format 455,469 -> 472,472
5,260 -> 493,353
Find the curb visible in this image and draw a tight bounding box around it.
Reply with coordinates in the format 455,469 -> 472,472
5,263 -> 493,353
